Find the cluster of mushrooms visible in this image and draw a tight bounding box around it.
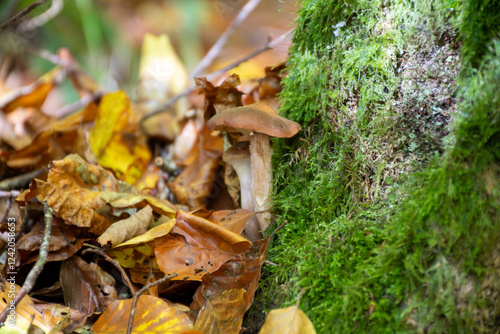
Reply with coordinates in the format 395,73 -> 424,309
207,103 -> 301,241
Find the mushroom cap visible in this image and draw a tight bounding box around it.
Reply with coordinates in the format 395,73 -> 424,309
207,103 -> 301,138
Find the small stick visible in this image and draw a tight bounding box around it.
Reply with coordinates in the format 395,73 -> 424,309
0,201 -> 52,325
126,273 -> 178,334
0,190 -> 20,198
191,0 -> 262,78
0,0 -> 48,32
17,0 -> 63,33
82,248 -> 137,295
55,91 -> 102,118
0,169 -> 44,190
140,30 -> 292,124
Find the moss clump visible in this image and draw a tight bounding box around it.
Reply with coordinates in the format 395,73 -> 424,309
252,0 -> 500,333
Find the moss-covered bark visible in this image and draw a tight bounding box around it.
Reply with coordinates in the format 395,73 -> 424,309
250,0 -> 500,332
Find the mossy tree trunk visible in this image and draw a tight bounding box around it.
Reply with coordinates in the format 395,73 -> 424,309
249,0 -> 500,333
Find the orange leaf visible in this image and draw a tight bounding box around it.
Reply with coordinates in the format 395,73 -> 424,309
194,288 -> 246,334
91,295 -> 202,334
191,238 -> 270,314
155,210 -> 250,281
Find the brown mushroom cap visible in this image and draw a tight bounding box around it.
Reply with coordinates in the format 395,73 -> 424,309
207,103 -> 301,138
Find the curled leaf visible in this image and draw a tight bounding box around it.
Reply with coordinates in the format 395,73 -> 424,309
98,206 -> 153,247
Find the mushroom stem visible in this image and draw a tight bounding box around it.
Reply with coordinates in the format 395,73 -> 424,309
250,132 -> 273,233
224,151 -> 261,241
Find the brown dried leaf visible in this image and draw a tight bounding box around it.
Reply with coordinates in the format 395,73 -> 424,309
194,288 -> 246,334
91,295 -> 202,334
60,256 -> 117,314
194,209 -> 254,234
168,126 -> 223,210
259,306 -> 316,334
196,74 -> 243,120
98,205 -> 153,247
18,178 -> 113,235
191,238 -> 270,315
155,210 -> 251,281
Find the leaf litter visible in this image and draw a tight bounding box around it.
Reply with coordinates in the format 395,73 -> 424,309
0,7 -> 315,334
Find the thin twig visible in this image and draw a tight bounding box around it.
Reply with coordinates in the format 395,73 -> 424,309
0,201 -> 52,325
269,219 -> 288,241
0,0 -> 48,32
55,91 -> 102,118
191,0 -> 262,78
126,273 -> 178,334
0,169 -> 44,190
17,0 -> 63,33
82,248 -> 137,295
0,190 -> 21,198
140,29 -> 292,124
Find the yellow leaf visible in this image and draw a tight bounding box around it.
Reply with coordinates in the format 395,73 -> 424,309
91,295 -> 202,334
259,306 -> 316,334
107,218 -> 175,271
89,91 -> 151,184
0,284 -> 59,334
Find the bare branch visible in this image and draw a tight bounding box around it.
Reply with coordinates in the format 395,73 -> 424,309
0,169 -> 44,191
126,272 -> 178,334
0,201 -> 52,325
140,29 -> 292,124
0,0 -> 48,32
191,0 -> 262,78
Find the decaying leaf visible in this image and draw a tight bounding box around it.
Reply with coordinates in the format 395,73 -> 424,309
195,74 -> 243,120
155,210 -> 251,281
168,126 -> 223,210
259,306 -> 316,334
0,98 -> 99,170
0,283 -> 61,334
98,205 -> 153,247
194,288 -> 246,334
60,256 -> 117,314
18,178 -> 114,235
89,91 -> 151,184
191,238 -> 270,315
16,155 -> 176,235
91,295 -> 202,334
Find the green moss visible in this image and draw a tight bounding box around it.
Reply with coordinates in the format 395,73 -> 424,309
253,0 -> 500,333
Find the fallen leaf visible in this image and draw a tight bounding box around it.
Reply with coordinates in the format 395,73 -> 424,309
98,205 -> 153,247
168,126 -> 223,210
0,283 -> 60,334
191,238 -> 270,315
194,209 -> 254,234
89,91 -> 151,184
259,306 -> 316,334
194,288 -> 246,334
60,256 -> 117,314
155,210 -> 251,281
138,33 -> 189,141
91,295 -> 202,334
18,178 -> 114,235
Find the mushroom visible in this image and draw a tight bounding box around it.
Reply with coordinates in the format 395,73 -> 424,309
207,103 -> 301,240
